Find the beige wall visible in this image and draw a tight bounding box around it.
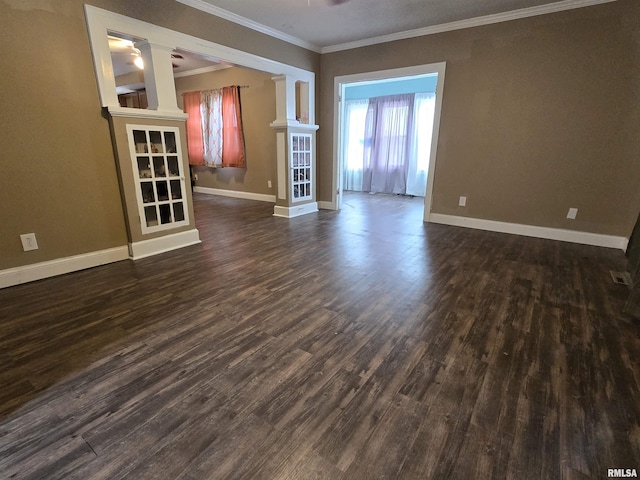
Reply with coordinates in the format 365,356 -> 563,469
174,67 -> 277,196
319,0 -> 640,237
0,0 -> 318,271
0,0 -> 127,270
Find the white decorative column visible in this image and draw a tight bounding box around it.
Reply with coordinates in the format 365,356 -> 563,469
135,40 -> 183,115
297,81 -> 311,125
271,74 -> 298,127
270,74 -> 319,218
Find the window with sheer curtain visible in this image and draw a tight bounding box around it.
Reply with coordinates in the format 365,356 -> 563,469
343,92 -> 435,197
183,86 -> 246,168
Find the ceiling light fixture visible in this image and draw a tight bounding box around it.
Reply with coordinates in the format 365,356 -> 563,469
132,50 -> 144,69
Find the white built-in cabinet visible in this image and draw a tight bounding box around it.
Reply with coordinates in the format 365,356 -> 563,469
290,133 -> 313,202
126,125 -> 189,234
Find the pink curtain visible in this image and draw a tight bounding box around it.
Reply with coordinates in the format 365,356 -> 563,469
183,91 -> 204,166
221,86 -> 246,168
362,94 -> 414,194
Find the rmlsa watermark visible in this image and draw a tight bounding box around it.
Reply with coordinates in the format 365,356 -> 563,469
608,469 -> 638,478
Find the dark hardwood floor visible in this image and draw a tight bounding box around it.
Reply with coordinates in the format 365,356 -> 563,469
1,191 -> 639,479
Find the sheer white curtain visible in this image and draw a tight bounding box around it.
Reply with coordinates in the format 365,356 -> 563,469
200,89 -> 223,167
343,99 -> 369,191
406,92 -> 436,196
343,92 -> 436,196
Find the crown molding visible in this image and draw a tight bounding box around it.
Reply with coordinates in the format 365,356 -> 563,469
175,0 -> 322,53
175,0 -> 616,55
322,0 -> 618,53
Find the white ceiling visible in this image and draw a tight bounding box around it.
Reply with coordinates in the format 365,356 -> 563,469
110,0 -> 612,90
177,0 -> 614,52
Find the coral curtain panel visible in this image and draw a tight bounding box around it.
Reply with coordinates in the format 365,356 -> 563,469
183,91 -> 204,165
221,86 -> 246,168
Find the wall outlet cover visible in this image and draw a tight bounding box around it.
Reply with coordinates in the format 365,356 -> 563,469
459,196 -> 467,207
567,208 -> 578,220
20,233 -> 39,251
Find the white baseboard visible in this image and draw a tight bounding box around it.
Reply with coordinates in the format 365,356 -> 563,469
129,229 -> 201,260
0,246 -> 129,289
194,186 -> 275,203
428,213 -> 629,250
273,202 -> 319,218
318,201 -> 336,210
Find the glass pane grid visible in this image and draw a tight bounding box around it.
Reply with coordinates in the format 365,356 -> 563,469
129,126 -> 188,233
290,133 -> 312,202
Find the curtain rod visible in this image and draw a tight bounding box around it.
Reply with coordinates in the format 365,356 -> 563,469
181,85 -> 249,96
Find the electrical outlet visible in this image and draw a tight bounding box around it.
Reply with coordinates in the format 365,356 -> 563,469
20,233 -> 39,251
567,208 -> 578,220
194,173 -> 199,181
458,196 -> 467,207
268,180 -> 272,188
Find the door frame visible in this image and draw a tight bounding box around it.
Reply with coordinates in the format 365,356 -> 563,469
331,62 -> 446,221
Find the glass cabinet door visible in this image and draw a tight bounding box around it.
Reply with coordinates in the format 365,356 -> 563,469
290,133 -> 312,202
127,125 -> 189,233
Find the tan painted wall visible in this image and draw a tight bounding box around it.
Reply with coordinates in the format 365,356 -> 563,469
174,67 -> 277,196
318,0 -> 640,237
0,0 -> 318,271
0,0 -> 127,271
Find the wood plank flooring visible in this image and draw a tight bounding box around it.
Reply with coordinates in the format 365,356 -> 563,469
1,191 -> 639,479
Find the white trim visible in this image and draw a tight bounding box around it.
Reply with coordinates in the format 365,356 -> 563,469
0,246 -> 129,289
318,201 -> 335,210
428,213 -> 629,250
273,203 -> 319,218
333,63 -> 446,219
194,186 -> 276,203
174,0 -> 322,53
128,228 -> 201,260
269,120 -> 319,130
276,132 -> 286,200
108,106 -> 188,121
321,0 -> 618,53
84,5 -> 316,110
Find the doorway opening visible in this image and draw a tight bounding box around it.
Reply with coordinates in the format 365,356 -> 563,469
332,63 -> 446,222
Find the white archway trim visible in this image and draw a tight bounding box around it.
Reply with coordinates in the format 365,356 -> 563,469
84,5 -> 316,123
331,62 -> 446,221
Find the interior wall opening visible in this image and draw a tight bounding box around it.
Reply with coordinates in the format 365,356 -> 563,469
333,63 -> 446,222
86,5 -> 319,241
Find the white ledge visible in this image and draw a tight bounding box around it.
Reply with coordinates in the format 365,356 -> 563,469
269,120 -> 319,130
108,106 -> 188,121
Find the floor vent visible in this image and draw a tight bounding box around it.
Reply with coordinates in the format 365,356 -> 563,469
610,270 -> 632,286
